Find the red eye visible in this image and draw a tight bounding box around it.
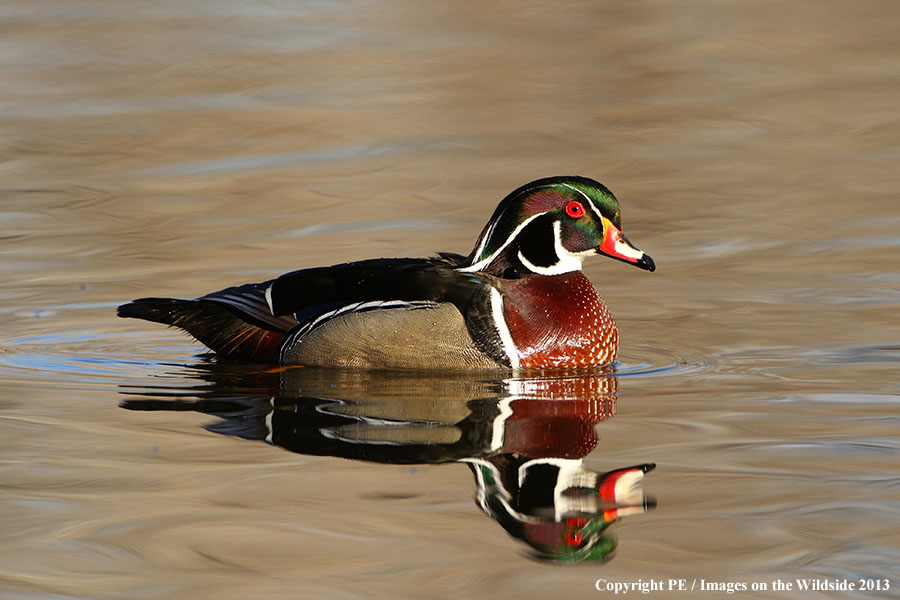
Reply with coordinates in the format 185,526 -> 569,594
565,531 -> 584,546
565,201 -> 585,218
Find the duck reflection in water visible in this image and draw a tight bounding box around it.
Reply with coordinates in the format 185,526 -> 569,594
121,365 -> 656,562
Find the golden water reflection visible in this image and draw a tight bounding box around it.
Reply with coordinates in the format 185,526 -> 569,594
122,365 -> 655,562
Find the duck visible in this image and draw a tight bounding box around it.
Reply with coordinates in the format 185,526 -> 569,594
118,176 -> 655,370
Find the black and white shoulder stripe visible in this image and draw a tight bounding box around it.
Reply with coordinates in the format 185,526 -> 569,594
200,282 -> 299,332
279,299 -> 440,361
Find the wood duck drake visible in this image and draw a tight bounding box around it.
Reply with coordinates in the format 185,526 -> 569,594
118,176 -> 655,370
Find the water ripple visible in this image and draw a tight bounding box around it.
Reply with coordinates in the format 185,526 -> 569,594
146,143 -> 404,177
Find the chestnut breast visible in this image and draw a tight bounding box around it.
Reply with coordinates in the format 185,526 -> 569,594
500,272 -> 618,369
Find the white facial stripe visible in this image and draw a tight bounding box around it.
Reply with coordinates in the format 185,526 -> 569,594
490,287 -> 520,369
458,212 -> 546,272
558,182 -> 605,221
469,216 -> 498,264
517,220 -> 587,275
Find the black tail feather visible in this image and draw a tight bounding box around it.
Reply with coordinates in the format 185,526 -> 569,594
118,298 -> 284,363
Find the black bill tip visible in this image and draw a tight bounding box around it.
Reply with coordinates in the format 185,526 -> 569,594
637,254 -> 656,272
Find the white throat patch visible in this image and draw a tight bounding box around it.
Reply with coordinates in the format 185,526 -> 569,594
517,220 -> 590,275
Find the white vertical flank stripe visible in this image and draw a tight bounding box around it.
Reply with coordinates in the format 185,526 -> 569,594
490,287 -> 520,369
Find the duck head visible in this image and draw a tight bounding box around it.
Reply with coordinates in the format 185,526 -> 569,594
461,176 -> 655,277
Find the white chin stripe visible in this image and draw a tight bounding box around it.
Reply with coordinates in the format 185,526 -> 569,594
518,251 -> 584,275
518,220 -> 587,275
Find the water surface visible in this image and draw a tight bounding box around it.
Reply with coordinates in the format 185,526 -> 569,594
1,1 -> 899,598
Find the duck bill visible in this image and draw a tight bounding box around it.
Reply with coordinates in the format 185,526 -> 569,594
597,220 -> 656,272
